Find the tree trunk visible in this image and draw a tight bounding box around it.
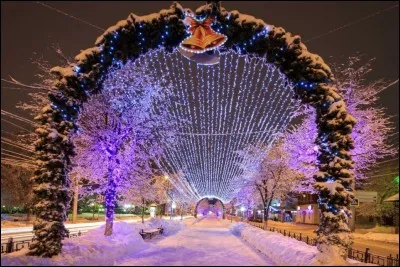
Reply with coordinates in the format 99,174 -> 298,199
142,198 -> 145,224
72,185 -> 79,223
263,204 -> 269,228
104,164 -> 117,236
180,204 -> 183,221
104,216 -> 114,236
26,206 -> 31,222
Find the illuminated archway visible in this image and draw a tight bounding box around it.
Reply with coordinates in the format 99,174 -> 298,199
195,197 -> 225,219
31,1 -> 355,258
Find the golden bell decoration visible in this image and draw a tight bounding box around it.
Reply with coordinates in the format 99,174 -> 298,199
180,16 -> 227,54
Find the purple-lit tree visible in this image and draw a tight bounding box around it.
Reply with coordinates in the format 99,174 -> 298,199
236,183 -> 259,219
283,56 -> 398,192
71,63 -> 177,236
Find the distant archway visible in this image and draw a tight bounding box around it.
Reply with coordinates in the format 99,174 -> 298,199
195,197 -> 225,219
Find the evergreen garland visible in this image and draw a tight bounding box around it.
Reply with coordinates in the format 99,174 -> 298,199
30,1 -> 355,259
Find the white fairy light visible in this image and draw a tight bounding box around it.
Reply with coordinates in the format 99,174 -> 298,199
112,48 -> 298,201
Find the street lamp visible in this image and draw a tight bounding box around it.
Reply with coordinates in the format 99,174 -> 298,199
240,206 -> 245,220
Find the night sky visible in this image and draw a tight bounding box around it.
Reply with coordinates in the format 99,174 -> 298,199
1,1 -> 399,134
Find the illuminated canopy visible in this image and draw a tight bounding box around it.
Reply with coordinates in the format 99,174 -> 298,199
108,49 -> 298,201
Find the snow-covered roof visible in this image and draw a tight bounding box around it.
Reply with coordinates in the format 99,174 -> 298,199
384,193 -> 399,202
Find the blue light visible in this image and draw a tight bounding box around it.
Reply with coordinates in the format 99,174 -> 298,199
74,66 -> 80,72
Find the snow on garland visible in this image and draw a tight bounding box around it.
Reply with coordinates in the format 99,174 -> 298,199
30,1 -> 355,260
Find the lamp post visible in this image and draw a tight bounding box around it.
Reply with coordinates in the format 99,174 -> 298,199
164,175 -> 174,220
240,206 -> 245,221
171,200 -> 176,220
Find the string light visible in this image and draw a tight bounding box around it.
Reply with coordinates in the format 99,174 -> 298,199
120,48 -> 299,201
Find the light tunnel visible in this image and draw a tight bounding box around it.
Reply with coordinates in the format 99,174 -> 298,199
195,197 -> 225,219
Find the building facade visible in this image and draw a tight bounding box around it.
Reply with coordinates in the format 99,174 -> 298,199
295,194 -> 319,225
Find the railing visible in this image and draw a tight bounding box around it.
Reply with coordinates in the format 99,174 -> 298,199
226,215 -> 399,266
246,220 -> 317,246
1,231 -> 82,254
348,248 -> 399,266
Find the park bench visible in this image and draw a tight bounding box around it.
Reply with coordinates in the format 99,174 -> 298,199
139,226 -> 164,240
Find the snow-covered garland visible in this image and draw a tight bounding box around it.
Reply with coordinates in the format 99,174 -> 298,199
30,1 -> 355,260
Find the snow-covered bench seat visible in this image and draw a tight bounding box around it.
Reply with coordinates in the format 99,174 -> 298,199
139,226 -> 164,239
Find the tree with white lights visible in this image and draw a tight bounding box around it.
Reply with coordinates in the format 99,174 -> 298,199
283,56 -> 398,192
238,142 -> 302,227
236,183 -> 259,219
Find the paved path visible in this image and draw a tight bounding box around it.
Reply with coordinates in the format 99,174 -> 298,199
119,217 -> 274,266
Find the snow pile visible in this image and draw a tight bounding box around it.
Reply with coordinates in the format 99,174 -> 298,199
230,223 -> 376,266
353,232 -> 399,244
1,219 -> 185,266
230,222 -> 319,266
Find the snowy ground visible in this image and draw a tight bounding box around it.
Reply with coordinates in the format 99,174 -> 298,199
352,232 -> 399,244
1,216 -> 273,266
1,218 -> 186,266
1,216 -> 371,266
119,216 -> 274,266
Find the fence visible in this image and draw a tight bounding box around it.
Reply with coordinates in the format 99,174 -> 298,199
226,215 -> 399,266
1,231 -> 82,254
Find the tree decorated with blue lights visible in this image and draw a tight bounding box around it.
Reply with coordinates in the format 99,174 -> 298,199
29,1 -> 356,261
